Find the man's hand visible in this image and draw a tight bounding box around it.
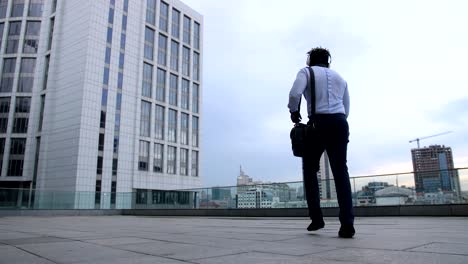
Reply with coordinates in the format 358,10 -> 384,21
290,111 -> 302,123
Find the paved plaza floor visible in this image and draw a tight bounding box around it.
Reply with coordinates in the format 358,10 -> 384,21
0,215 -> 467,263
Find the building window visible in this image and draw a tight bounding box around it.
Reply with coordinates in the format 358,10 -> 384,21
18,58 -> 36,92
0,137 -> 4,174
144,27 -> 154,60
12,117 -> 28,133
0,117 -> 7,133
159,1 -> 169,32
193,52 -> 200,81
183,15 -> 191,45
167,146 -> 176,174
100,110 -> 106,128
108,6 -> 114,24
0,97 -> 10,133
42,55 -> 50,90
192,116 -> 198,147
180,148 -> 188,175
158,34 -> 167,66
153,143 -> 163,172
113,135 -> 119,154
98,133 -> 104,151
180,79 -> 189,110
0,58 -> 16,93
139,140 -> 149,171
192,83 -> 199,113
156,68 -> 165,102
15,97 -> 30,113
142,63 -> 152,98
38,95 -> 45,131
146,0 -> 156,25
119,52 -> 124,69
140,101 -> 151,137
122,14 -> 127,31
194,22 -> 200,50
6,21 -> 22,54
180,113 -> 188,145
0,23 -> 4,48
23,21 -> 41,54
11,0 -> 25,17
0,0 -> 7,19
154,104 -> 164,140
182,46 -> 190,77
28,0 -> 44,17
48,17 -> 54,50
101,89 -> 108,107
51,0 -> 57,13
96,156 -> 103,175
8,138 -> 26,176
106,27 -> 113,44
169,74 -> 177,106
191,150 -> 198,176
171,8 -> 180,38
170,40 -> 179,71
168,109 -> 177,143
103,66 -> 109,85
11,97 -> 30,134
112,158 -> 118,176
105,47 -> 111,65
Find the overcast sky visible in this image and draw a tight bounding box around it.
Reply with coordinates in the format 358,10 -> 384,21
182,0 -> 468,189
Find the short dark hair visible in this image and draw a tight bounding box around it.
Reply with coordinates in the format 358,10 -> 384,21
307,47 -> 331,67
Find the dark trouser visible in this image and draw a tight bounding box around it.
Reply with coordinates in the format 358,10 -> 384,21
302,113 -> 354,225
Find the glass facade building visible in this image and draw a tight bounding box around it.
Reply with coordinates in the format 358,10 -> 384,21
0,0 -> 203,209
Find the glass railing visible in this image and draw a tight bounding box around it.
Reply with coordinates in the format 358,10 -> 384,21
1,168 -> 467,209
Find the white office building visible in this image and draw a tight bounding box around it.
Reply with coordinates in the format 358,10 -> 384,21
0,0 -> 203,209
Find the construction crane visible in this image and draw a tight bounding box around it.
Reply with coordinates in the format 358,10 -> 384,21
409,131 -> 453,148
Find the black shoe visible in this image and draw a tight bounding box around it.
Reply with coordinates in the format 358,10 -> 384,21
338,224 -> 355,238
307,220 -> 325,231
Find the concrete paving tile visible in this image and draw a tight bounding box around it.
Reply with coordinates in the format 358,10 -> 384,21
114,241 -> 246,261
311,248 -> 468,264
0,236 -> 72,245
0,231 -> 41,240
83,237 -> 157,246
248,241 -> 337,256
75,255 -> 190,264
193,252 -> 361,264
282,232 -> 432,251
409,242 -> 468,256
0,245 -> 55,264
16,241 -> 145,263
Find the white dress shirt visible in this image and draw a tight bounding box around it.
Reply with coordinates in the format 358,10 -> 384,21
288,66 -> 349,118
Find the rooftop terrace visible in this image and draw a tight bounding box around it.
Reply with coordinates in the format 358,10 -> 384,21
1,215 -> 467,263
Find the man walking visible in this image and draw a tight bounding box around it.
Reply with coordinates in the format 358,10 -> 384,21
288,47 -> 355,238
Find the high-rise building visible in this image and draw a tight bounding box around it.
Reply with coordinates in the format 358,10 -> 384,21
0,0 -> 203,209
318,151 -> 337,200
411,145 -> 460,194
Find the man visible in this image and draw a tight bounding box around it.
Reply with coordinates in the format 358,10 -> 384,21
288,47 -> 355,238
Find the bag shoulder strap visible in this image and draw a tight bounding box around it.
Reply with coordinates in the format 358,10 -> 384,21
308,67 -> 316,120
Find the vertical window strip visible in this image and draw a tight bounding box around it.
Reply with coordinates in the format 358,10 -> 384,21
154,105 -> 164,140
181,79 -> 189,110
158,34 -> 167,66
169,74 -> 177,106
96,2 -> 116,192
159,1 -> 169,32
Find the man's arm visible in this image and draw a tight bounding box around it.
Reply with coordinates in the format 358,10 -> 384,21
288,69 -> 308,113
343,82 -> 350,118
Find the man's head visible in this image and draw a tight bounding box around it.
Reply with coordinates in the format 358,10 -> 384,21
307,47 -> 331,67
